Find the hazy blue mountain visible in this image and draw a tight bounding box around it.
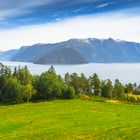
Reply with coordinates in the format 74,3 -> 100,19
11,43 -> 65,62
0,49 -> 18,61
10,38 -> 140,64
34,47 -> 88,64
66,38 -> 140,63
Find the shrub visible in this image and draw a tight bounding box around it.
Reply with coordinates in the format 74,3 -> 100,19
62,86 -> 75,99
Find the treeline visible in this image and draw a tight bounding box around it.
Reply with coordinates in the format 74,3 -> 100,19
0,65 -> 140,104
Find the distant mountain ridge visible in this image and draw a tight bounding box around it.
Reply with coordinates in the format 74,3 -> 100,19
1,38 -> 140,64
0,49 -> 18,61
34,47 -> 88,64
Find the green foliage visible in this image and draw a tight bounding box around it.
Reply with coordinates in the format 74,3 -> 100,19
23,84 -> 36,102
0,65 -> 140,104
113,79 -> 125,100
62,86 -> 75,99
34,70 -> 64,100
125,83 -> 134,93
0,66 -> 35,104
134,85 -> 140,95
64,72 -> 71,86
90,73 -> 101,96
101,79 -> 113,98
15,65 -> 33,85
79,73 -> 91,94
1,77 -> 25,104
68,73 -> 80,94
124,95 -> 136,103
64,73 -> 91,95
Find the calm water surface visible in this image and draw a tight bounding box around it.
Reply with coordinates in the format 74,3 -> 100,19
1,61 -> 140,84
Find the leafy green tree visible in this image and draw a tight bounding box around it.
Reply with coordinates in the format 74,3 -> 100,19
69,73 -> 80,94
15,66 -> 32,85
0,66 -> 12,101
90,73 -> 101,96
62,86 -> 75,99
134,85 -> 140,95
1,77 -> 25,104
14,66 -> 35,102
79,73 -> 91,94
35,70 -> 64,100
125,83 -> 134,94
101,79 -> 113,98
48,65 -> 55,73
113,79 -> 125,100
23,84 -> 36,102
0,66 -> 36,104
64,72 -> 71,86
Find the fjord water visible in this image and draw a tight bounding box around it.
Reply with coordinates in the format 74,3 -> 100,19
1,61 -> 140,84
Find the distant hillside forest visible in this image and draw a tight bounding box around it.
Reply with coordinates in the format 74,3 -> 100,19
0,65 -> 140,104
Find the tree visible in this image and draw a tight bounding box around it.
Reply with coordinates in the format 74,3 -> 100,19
69,73 -> 80,94
0,66 -> 12,101
90,73 -> 101,96
1,77 -> 25,104
79,73 -> 91,94
62,86 -> 75,99
113,79 -> 125,100
23,84 -> 36,102
48,65 -> 55,74
34,70 -> 64,100
101,79 -> 113,98
134,85 -> 140,95
15,66 -> 33,85
125,83 -> 134,94
64,72 -> 71,86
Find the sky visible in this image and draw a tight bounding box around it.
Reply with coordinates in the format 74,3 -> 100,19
0,0 -> 140,50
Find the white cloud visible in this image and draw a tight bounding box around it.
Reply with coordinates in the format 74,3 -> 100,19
0,0 -> 55,20
0,11 -> 140,50
95,3 -> 109,8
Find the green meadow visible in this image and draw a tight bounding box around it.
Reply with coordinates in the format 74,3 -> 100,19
0,99 -> 140,140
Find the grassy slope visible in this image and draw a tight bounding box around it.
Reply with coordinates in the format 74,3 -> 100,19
0,99 -> 140,140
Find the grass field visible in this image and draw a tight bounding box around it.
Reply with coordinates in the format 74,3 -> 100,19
0,99 -> 140,140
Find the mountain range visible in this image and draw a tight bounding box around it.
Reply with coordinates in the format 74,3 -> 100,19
1,38 -> 140,64
0,49 -> 18,61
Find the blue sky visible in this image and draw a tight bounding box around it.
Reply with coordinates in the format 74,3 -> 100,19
0,0 -> 140,28
0,0 -> 140,50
